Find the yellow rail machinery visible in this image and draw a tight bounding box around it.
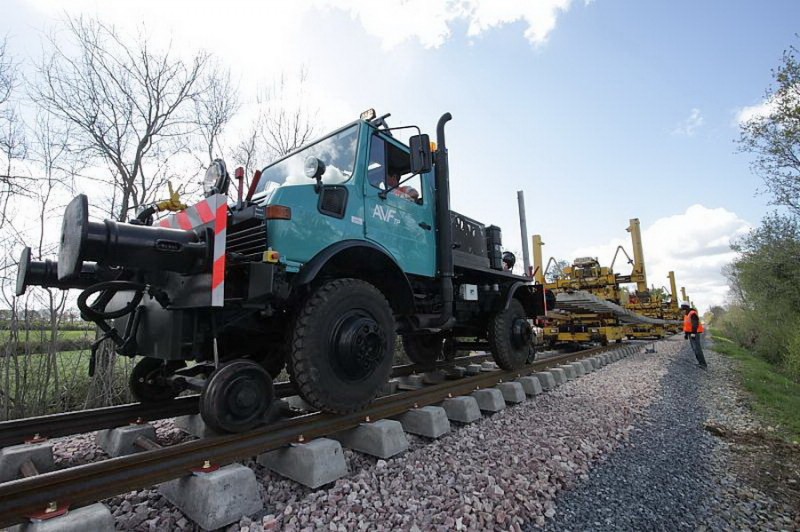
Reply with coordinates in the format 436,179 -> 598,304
620,218 -> 668,339
533,237 -> 627,347
663,271 -> 684,333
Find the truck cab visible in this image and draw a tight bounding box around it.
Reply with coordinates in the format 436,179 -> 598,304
250,120 -> 436,279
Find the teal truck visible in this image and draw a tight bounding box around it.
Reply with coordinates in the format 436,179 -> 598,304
16,111 -> 549,432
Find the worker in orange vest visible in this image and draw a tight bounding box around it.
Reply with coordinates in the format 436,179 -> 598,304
681,303 -> 707,368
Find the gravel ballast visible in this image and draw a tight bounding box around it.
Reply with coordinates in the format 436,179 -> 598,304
221,343 -> 674,531
539,337 -> 799,531
35,342 -> 672,530
41,337 -> 793,531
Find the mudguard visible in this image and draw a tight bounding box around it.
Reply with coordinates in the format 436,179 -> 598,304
294,240 -> 416,315
503,282 -> 548,317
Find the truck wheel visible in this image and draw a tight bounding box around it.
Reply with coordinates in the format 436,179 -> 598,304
200,359 -> 274,433
290,278 -> 395,413
489,299 -> 532,370
130,357 -> 181,403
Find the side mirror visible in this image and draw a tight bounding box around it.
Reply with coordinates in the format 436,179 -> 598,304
409,134 -> 432,174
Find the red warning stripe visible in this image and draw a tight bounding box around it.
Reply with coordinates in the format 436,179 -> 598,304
155,195 -> 228,306
195,199 -> 214,224
212,255 -> 226,289
214,203 -> 227,235
176,211 -> 193,231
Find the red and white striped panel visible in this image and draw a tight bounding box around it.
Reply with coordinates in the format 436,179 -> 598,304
158,194 -> 228,307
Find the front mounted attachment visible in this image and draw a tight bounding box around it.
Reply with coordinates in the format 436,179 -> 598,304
58,194 -> 211,281
15,246 -> 101,297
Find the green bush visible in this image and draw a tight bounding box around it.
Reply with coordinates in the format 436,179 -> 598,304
784,321 -> 800,382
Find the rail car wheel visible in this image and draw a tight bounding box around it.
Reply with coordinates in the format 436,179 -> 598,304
290,278 -> 395,414
200,359 -> 274,433
489,299 -> 533,370
130,357 -> 182,403
402,333 -> 457,367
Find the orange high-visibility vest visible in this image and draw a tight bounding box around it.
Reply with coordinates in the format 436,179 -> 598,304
683,310 -> 705,333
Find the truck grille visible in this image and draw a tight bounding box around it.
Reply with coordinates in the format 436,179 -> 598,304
226,218 -> 267,261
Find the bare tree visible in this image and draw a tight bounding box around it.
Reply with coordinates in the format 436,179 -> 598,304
32,17 -> 237,407
545,258 -> 570,283
0,36 -> 28,229
232,67 -> 319,180
34,17 -> 211,222
194,62 -> 239,164
260,68 -> 318,157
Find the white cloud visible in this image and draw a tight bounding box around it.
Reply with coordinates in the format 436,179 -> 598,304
326,0 -> 579,49
672,107 -> 704,136
568,205 -> 751,311
461,0 -> 573,45
735,98 -> 776,124
25,0 -> 582,51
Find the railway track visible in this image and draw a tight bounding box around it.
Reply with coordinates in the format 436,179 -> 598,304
0,352 -> 498,448
0,343 -> 634,528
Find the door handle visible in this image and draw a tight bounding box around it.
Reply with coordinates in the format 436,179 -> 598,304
419,222 -> 432,230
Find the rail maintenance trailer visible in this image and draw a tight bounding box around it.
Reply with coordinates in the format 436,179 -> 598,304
16,111 -> 549,432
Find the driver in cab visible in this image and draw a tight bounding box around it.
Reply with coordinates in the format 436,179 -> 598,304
387,173 -> 419,202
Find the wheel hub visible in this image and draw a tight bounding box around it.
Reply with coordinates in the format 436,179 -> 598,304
332,314 -> 386,382
232,381 -> 258,409
511,318 -> 533,349
200,360 -> 274,433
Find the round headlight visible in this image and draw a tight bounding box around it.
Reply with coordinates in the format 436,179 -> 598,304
304,156 -> 325,179
204,160 -> 227,196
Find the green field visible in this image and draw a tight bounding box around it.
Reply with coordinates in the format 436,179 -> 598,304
0,329 -> 94,342
712,334 -> 800,442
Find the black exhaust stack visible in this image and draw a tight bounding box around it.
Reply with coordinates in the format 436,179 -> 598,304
413,113 -> 455,330
434,113 -> 454,328
57,194 -> 211,281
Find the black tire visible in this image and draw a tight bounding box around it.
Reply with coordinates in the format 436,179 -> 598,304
290,278 -> 395,413
200,359 -> 274,433
489,299 -> 532,370
130,357 -> 181,403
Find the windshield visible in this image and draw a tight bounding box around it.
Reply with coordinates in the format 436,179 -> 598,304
255,125 -> 359,199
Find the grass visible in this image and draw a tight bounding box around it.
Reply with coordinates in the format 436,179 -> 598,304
711,332 -> 800,442
1,348 -> 138,419
0,329 -> 93,342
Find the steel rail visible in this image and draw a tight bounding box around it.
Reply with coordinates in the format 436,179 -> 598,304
0,353 -> 496,448
0,343 -> 632,527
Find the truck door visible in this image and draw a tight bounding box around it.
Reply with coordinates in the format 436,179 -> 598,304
363,134 -> 436,277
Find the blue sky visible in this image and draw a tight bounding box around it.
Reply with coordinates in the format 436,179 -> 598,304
3,0 -> 798,309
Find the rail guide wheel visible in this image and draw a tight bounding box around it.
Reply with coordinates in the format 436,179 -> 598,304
402,333 -> 457,368
130,357 -> 182,403
200,359 -> 275,433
